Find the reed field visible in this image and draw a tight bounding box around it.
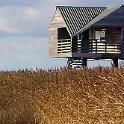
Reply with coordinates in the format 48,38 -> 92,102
0,67 -> 124,124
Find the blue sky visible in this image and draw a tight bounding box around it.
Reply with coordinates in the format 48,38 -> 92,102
0,0 -> 124,70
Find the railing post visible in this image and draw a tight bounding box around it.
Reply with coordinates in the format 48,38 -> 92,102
105,40 -> 107,53
90,39 -> 92,53
121,27 -> 124,56
121,40 -> 124,56
82,58 -> 87,67
96,39 -> 97,53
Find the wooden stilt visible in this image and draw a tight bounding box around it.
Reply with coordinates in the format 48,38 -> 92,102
82,58 -> 87,67
112,58 -> 118,67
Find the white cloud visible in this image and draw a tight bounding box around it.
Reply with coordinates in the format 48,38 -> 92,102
0,17 -> 18,33
0,5 -> 44,36
22,7 -> 41,21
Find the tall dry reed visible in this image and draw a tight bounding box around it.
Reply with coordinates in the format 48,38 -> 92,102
0,67 -> 123,124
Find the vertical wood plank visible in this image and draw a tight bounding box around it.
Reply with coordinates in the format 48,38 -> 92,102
121,27 -> 124,56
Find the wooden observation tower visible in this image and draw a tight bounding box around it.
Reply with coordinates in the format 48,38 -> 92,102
49,5 -> 124,67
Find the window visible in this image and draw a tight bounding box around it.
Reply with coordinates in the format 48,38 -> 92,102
95,31 -> 105,41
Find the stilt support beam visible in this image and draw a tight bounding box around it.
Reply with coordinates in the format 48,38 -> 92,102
82,58 -> 87,67
112,58 -> 118,67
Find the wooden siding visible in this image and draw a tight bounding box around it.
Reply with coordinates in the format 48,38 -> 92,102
94,6 -> 124,27
49,8 -> 72,58
91,27 -> 122,43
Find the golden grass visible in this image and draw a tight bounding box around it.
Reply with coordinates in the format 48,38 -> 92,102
0,67 -> 124,124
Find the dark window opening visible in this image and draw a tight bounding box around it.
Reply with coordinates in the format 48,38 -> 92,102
58,27 -> 70,40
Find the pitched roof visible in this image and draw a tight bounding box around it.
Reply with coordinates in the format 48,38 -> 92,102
75,6 -> 121,36
57,6 -> 106,36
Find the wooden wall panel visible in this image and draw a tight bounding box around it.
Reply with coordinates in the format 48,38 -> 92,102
49,8 -> 72,58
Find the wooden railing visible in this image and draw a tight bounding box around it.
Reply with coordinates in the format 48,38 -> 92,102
57,39 -> 71,53
73,39 -> 121,54
58,39 -> 121,54
91,40 -> 121,54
